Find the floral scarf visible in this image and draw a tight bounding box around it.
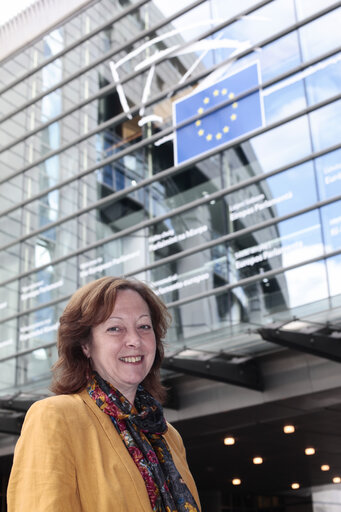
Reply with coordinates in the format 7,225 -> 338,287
87,372 -> 199,512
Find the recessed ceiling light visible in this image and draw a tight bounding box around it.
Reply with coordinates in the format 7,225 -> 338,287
224,436 -> 235,445
283,425 -> 295,434
333,476 -> 341,484
253,457 -> 263,465
321,465 -> 330,471
232,478 -> 241,486
305,447 -> 315,455
291,482 -> 300,489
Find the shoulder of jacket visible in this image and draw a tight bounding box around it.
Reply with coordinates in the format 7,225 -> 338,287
28,393 -> 84,416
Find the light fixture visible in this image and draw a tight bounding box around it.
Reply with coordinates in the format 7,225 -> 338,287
291,482 -> 300,489
283,425 -> 295,434
224,436 -> 235,446
131,179 -> 137,186
253,457 -> 263,465
333,476 -> 341,484
321,465 -> 330,471
281,320 -> 315,332
232,478 -> 241,486
305,447 -> 315,455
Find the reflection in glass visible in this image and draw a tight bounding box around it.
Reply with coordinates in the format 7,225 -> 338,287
299,6 -> 341,61
16,302 -> 66,388
79,231 -> 146,284
249,116 -> 312,173
16,346 -> 58,389
282,260 -> 329,310
232,210 -> 323,281
0,282 -> 19,321
0,359 -> 16,393
315,149 -> 341,200
321,201 -> 341,252
327,254 -> 341,299
310,100 -> 341,153
19,258 -> 77,314
228,161 -> 318,230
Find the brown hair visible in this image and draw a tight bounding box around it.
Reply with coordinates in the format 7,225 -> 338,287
51,276 -> 171,403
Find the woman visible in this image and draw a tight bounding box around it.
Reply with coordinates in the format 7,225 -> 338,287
7,276 -> 201,512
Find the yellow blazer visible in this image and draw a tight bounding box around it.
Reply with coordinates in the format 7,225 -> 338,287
7,390 -> 201,512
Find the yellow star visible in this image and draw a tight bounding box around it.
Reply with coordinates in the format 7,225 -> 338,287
213,89 -> 219,96
232,102 -> 238,109
221,88 -> 227,95
198,107 -> 204,114
196,120 -> 201,126
216,133 -> 222,140
198,129 -> 204,136
203,97 -> 210,104
231,114 -> 237,121
229,92 -> 235,99
223,126 -> 229,133
206,134 -> 212,141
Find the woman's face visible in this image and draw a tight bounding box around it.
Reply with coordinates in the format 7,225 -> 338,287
83,289 -> 156,403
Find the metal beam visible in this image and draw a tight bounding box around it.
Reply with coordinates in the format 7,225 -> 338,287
258,322 -> 341,363
0,413 -> 25,435
0,393 -> 46,433
162,356 -> 263,391
0,396 -> 36,412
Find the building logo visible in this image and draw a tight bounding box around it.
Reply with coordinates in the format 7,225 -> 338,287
173,62 -> 264,165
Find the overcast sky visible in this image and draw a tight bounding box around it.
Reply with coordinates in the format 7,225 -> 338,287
0,0 -> 37,26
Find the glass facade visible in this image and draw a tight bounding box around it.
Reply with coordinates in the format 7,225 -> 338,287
0,0 -> 341,395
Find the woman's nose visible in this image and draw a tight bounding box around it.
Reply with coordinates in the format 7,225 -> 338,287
125,328 -> 142,347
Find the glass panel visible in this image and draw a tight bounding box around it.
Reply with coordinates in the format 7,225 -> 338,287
0,245 -> 21,284
305,52 -> 341,106
310,99 -> 341,152
0,209 -> 22,246
232,210 -> 324,280
21,180 -> 78,231
0,174 -> 24,213
228,162 -> 318,228
16,346 -> 58,389
248,116 -> 312,173
316,148 -> 341,200
295,0 -> 340,19
263,76 -> 306,125
321,200 -> 341,253
0,359 -> 16,393
18,303 -> 64,352
0,282 -> 19,322
149,245 -> 227,303
19,258 -> 77,313
165,257 -> 330,356
327,255 -> 341,299
299,6 -> 341,61
240,258 -> 329,321
4,0 -> 339,203
79,230 -> 147,283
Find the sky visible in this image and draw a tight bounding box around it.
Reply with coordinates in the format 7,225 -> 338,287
0,0 -> 37,26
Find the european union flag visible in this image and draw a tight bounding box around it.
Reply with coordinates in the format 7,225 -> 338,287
173,63 -> 264,165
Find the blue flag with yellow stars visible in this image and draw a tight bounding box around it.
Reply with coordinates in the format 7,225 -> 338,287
173,63 -> 264,165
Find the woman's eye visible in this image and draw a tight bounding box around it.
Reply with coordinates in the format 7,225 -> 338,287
107,326 -> 121,332
139,324 -> 152,330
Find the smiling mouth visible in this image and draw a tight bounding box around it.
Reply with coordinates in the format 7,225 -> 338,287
119,356 -> 143,363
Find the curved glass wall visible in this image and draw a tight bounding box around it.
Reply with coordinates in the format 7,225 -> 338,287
0,0 -> 340,396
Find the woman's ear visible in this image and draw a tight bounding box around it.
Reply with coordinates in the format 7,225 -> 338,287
81,344 -> 90,358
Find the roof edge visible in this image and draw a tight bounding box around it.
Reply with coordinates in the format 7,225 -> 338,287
0,0 -> 95,63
